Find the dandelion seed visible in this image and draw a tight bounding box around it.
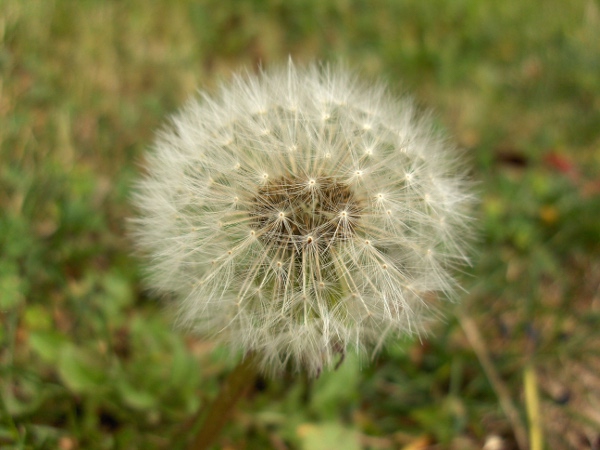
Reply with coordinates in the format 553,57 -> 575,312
131,61 -> 474,377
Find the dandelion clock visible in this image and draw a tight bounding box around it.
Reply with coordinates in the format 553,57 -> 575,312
131,61 -> 473,446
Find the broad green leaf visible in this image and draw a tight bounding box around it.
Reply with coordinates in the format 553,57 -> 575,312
97,272 -> 134,317
29,330 -> 69,364
116,380 -> 157,411
1,379 -> 45,417
23,305 -> 53,331
57,344 -> 107,394
297,422 -> 361,450
310,353 -> 360,418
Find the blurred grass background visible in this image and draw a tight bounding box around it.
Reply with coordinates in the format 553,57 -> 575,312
1,0 -> 599,449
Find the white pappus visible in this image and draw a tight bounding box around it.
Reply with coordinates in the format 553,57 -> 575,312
131,61 -> 474,377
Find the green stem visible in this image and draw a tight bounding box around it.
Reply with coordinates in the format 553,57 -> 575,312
188,354 -> 258,450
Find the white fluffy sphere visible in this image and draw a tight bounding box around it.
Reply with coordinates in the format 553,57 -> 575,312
132,62 -> 473,377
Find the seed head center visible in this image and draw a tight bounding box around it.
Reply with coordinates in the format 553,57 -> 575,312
250,176 -> 361,250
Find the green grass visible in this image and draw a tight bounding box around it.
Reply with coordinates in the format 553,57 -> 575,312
1,0 -> 599,449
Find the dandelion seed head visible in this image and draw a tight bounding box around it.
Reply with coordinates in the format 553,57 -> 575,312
131,61 -> 474,377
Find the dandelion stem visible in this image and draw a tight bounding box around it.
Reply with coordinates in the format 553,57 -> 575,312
189,354 -> 258,450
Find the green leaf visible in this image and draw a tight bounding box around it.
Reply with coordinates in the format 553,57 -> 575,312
0,264 -> 25,310
97,272 -> 134,317
297,422 -> 361,450
23,305 -> 53,331
29,330 -> 69,364
310,353 -> 360,418
1,378 -> 45,417
57,344 -> 107,394
168,338 -> 197,387
116,380 -> 157,411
